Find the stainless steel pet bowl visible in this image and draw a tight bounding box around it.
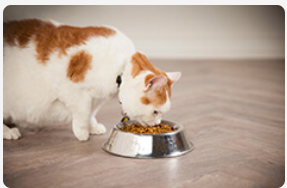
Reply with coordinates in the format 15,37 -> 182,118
102,120 -> 194,158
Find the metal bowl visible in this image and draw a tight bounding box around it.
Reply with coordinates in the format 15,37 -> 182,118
102,120 -> 194,158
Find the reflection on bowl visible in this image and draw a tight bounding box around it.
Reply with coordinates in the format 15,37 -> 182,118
102,120 -> 194,158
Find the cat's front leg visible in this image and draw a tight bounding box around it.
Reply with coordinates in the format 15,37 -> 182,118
64,92 -> 92,141
89,99 -> 107,135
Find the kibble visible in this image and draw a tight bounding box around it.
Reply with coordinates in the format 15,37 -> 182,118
120,123 -> 177,134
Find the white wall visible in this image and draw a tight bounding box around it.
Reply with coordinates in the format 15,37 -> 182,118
3,5 -> 285,59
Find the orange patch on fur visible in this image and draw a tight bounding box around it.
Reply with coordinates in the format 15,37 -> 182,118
4,19 -> 44,47
153,87 -> 168,106
4,19 -> 116,64
131,52 -> 163,78
140,96 -> 151,105
67,50 -> 92,83
131,52 -> 173,106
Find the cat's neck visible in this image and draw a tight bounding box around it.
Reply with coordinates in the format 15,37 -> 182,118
121,61 -> 133,81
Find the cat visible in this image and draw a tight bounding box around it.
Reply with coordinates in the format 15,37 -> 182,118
3,19 -> 181,141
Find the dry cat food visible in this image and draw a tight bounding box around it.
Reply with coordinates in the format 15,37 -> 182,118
120,123 -> 177,134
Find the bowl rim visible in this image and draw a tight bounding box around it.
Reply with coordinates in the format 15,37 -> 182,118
114,119 -> 184,136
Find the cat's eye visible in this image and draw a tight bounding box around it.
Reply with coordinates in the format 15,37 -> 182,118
153,110 -> 158,115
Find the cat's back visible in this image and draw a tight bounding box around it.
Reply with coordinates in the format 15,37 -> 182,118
4,19 -> 51,49
4,19 -> 132,62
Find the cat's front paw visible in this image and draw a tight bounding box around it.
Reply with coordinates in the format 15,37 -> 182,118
73,127 -> 89,141
90,122 -> 106,135
4,127 -> 21,140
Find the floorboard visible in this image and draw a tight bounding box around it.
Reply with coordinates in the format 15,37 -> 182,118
3,59 -> 285,188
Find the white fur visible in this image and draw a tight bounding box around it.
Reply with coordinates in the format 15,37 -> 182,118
3,21 -> 180,141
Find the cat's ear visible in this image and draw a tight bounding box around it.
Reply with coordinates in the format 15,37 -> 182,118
166,72 -> 181,85
145,76 -> 167,91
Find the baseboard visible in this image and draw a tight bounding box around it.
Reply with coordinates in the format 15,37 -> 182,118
134,38 -> 284,60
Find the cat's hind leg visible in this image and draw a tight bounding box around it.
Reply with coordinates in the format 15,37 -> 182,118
3,124 -> 21,140
89,100 -> 107,135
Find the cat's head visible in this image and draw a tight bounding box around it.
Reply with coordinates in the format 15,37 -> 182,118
119,52 -> 181,126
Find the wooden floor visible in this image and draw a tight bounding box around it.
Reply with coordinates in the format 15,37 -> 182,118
3,59 -> 285,188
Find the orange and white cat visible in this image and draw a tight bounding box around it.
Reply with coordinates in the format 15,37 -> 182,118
3,19 -> 181,141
